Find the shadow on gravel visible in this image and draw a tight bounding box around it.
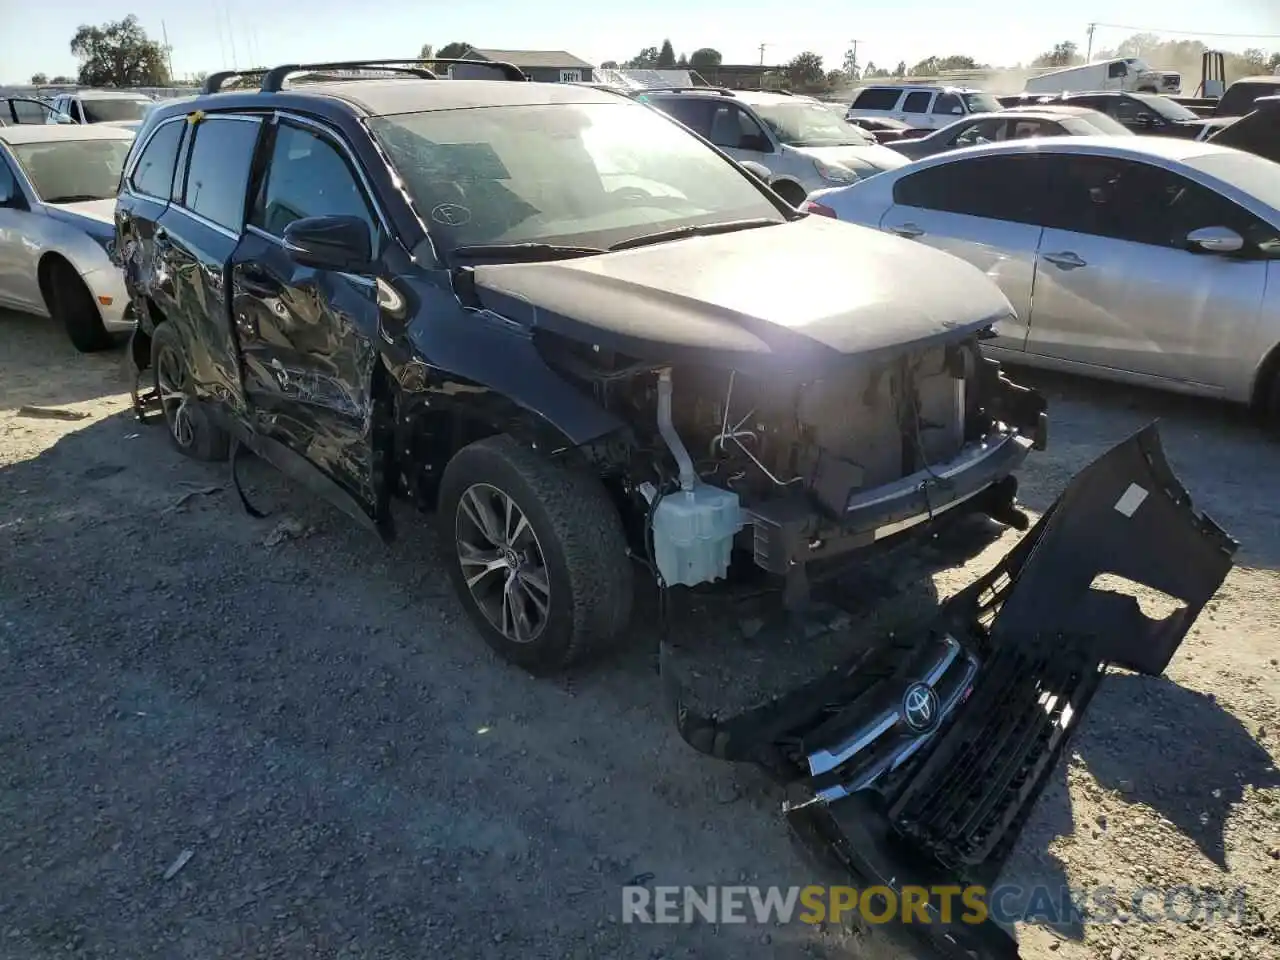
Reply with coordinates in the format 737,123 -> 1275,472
1007,365 -> 1280,571
1001,671 -> 1280,942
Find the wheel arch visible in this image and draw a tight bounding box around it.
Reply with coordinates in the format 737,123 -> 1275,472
35,251 -> 79,313
1249,338 -> 1280,412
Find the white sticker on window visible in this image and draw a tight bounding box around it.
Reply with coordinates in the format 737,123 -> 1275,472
1113,483 -> 1148,518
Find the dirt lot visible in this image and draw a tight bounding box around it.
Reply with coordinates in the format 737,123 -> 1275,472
1,308 -> 1278,960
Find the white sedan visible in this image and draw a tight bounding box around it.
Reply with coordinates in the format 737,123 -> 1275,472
804,136 -> 1280,421
0,123 -> 135,351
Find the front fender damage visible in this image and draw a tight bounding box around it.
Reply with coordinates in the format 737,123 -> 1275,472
662,422 -> 1237,958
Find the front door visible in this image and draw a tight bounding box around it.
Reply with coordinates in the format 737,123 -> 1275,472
705,101 -> 776,167
880,153 -> 1051,350
0,152 -> 42,311
230,116 -> 384,517
898,90 -> 939,129
1025,155 -> 1272,389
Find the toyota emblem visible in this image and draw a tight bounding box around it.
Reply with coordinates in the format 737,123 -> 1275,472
902,682 -> 940,733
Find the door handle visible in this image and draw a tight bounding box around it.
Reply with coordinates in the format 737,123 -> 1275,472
889,222 -> 925,239
1043,251 -> 1086,270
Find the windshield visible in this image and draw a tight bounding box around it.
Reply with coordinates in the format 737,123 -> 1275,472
749,101 -> 873,146
11,138 -> 133,202
962,92 -> 1003,113
367,102 -> 786,254
1188,152 -> 1280,215
1062,112 -> 1133,136
81,98 -> 152,123
1132,94 -> 1198,122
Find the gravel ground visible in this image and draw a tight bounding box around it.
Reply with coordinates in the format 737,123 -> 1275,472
1,308 -> 1278,960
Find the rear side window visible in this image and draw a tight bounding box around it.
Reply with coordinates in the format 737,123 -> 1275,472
129,120 -> 183,198
902,91 -> 934,113
650,97 -> 714,137
180,117 -> 261,231
894,154 -> 1052,223
853,88 -> 901,111
1108,62 -> 1128,79
250,122 -> 375,237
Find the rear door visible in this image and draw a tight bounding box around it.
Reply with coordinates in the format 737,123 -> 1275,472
230,114 -> 384,518
880,154 -> 1050,349
117,115 -> 188,308
1025,155 -> 1272,389
155,113 -> 264,417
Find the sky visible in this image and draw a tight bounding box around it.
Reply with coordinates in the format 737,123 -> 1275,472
2,0 -> 1279,85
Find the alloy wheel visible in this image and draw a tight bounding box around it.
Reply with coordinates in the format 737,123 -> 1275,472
155,345 -> 195,448
455,482 -> 551,644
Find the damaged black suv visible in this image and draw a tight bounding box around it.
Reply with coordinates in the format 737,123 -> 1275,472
117,59 -> 1236,959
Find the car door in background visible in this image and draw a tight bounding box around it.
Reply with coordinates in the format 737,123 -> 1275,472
0,151 -> 43,311
880,154 -> 1050,349
898,90 -> 938,129
1026,155 -> 1273,390
930,92 -> 965,126
704,101 -> 776,167
231,116 -> 384,516
156,114 -> 263,415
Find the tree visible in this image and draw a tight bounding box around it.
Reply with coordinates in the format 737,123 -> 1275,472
51,75 -> 74,84
70,15 -> 169,87
418,44 -> 433,59
1240,48 -> 1268,73
435,41 -> 470,59
910,56 -> 939,76
894,60 -> 907,77
689,48 -> 722,70
677,53 -> 689,68
1031,41 -> 1081,68
30,72 -> 48,84
657,39 -> 676,69
601,60 -> 619,69
936,55 -> 980,71
1269,52 -> 1280,73
786,51 -> 825,91
842,46 -> 859,80
625,46 -> 659,68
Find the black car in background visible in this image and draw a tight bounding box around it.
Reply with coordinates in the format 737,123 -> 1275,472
1018,90 -> 1210,137
1208,95 -> 1280,163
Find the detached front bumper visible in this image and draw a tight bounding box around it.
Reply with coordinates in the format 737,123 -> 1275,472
664,423 -> 1237,959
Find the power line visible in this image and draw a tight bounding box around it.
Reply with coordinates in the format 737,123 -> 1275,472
1090,22 -> 1280,41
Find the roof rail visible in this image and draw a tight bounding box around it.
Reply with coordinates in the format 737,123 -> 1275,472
638,85 -> 734,96
202,58 -> 527,95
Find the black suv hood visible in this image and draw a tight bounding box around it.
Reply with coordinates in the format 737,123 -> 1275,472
469,217 -> 1013,371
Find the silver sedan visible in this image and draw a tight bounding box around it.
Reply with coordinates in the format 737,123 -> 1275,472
888,106 -> 1133,161
0,123 -> 135,351
806,136 -> 1280,421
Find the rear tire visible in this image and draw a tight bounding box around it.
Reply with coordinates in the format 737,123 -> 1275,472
45,259 -> 111,353
150,322 -> 231,462
437,435 -> 633,674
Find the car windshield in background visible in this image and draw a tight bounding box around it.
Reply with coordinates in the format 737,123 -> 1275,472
81,98 -> 152,123
367,102 -> 786,253
11,139 -> 133,202
1133,94 -> 1198,122
750,101 -> 873,146
962,92 -> 1003,113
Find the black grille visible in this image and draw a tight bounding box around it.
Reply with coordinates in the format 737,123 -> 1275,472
886,636 -> 1104,871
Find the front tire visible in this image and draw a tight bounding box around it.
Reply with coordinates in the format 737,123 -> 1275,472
151,322 -> 230,462
437,435 -> 633,674
45,259 -> 111,353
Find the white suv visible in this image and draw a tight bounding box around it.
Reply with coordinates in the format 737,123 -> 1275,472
46,89 -> 155,126
845,85 -> 1004,131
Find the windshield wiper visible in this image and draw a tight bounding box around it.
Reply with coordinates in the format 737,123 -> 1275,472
450,242 -> 606,263
44,194 -> 106,204
609,218 -> 780,252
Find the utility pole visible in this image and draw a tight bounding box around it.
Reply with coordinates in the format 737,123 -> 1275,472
161,20 -> 175,81
1086,22 -> 1096,62
758,43 -> 767,66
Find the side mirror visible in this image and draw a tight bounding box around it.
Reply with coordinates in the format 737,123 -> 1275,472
737,133 -> 771,152
1185,225 -> 1244,254
282,215 -> 375,273
739,160 -> 772,183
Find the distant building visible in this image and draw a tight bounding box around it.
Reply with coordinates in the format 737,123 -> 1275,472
459,47 -> 594,84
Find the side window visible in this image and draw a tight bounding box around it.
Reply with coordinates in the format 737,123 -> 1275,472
1009,119 -> 1051,139
1045,157 -> 1278,251
852,88 -> 902,111
932,93 -> 963,116
128,120 -> 184,198
707,104 -> 768,150
250,122 -> 376,238
902,91 -> 934,114
1111,98 -> 1143,123
652,98 -> 714,138
894,155 -> 1052,223
180,117 -> 261,231
0,157 -> 18,201
71,100 -> 85,123
12,100 -> 48,124
1213,112 -> 1280,163
1108,62 -> 1128,80
952,118 -> 1004,146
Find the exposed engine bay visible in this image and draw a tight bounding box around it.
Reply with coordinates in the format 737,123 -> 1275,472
540,328 -> 1048,601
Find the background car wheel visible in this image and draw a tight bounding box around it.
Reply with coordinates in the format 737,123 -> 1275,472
771,180 -> 807,207
44,258 -> 111,353
438,435 -> 633,674
150,323 -> 230,462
